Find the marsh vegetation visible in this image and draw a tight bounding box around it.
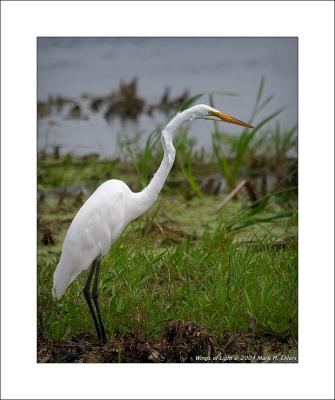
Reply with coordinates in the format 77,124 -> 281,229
37,81 -> 298,362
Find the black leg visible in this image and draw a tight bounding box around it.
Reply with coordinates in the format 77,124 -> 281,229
83,262 -> 102,344
92,259 -> 107,345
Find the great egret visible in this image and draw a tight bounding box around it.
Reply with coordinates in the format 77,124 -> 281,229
52,104 -> 253,345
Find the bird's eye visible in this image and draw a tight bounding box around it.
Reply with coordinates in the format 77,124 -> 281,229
208,111 -> 213,116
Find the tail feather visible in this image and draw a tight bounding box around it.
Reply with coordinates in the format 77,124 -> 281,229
52,268 -> 71,300
52,245 -> 99,299
52,255 -> 76,299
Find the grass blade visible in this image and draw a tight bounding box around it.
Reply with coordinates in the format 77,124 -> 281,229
177,94 -> 204,112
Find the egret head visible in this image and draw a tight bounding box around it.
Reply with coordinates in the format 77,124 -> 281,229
185,104 -> 253,129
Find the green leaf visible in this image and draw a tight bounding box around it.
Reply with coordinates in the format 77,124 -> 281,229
212,91 -> 238,97
177,94 -> 204,112
231,107 -> 285,178
254,77 -> 265,113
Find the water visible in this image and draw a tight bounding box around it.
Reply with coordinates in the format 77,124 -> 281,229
37,37 -> 297,157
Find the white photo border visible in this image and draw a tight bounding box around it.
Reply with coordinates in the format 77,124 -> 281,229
1,1 -> 334,399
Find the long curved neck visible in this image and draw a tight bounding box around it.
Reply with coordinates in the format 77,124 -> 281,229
130,111 -> 190,219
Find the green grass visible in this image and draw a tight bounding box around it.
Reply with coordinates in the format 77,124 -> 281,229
38,155 -> 120,189
37,84 -> 298,348
212,79 -> 285,191
38,191 -> 297,342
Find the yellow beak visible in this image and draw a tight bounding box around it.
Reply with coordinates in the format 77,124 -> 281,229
212,111 -> 253,129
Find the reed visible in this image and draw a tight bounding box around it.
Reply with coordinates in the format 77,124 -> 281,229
212,78 -> 285,191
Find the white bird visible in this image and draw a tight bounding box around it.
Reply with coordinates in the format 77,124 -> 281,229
52,104 -> 253,345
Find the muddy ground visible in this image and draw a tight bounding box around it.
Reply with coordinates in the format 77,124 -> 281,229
38,320 -> 297,363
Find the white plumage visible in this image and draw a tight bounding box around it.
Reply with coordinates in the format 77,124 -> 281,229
53,180 -> 130,298
51,104 -> 252,343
